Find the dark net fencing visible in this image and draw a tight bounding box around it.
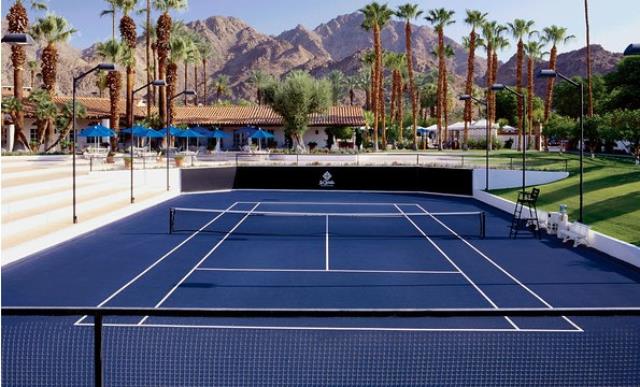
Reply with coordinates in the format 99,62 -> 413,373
3,308 -> 640,386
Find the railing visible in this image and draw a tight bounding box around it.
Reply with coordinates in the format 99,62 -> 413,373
3,306 -> 640,387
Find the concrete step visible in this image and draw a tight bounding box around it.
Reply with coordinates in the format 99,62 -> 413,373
2,173 -> 100,204
1,187 -> 164,248
2,169 -> 92,188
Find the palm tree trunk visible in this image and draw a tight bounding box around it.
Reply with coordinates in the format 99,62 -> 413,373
126,65 -> 134,128
405,22 -> 418,149
10,46 -> 29,150
184,62 -> 188,106
527,56 -> 535,150
463,31 -> 476,150
372,25 -> 380,150
349,88 -> 355,106
436,29 -> 444,151
108,71 -> 122,150
443,63 -> 449,146
390,71 -> 397,132
490,51 -> 499,149
544,45 -> 558,122
516,39 -> 524,151
202,58 -> 207,104
585,0 -> 594,116
194,62 -> 199,105
146,0 -> 151,116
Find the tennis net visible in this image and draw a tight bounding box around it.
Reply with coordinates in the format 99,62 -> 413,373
168,207 -> 486,239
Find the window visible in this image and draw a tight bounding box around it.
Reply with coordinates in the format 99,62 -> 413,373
29,128 -> 38,143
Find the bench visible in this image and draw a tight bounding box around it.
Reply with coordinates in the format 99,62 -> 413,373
558,222 -> 591,247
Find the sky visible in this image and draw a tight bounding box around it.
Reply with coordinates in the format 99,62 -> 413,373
2,0 -> 639,60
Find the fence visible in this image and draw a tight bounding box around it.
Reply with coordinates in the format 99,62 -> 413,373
3,306 -> 640,386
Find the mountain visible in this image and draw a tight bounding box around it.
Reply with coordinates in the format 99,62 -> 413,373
2,13 -> 623,104
492,45 -> 622,96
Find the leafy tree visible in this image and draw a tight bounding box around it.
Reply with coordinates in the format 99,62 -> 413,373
579,114 -> 606,157
48,101 -> 87,152
604,57 -> 640,111
553,75 -> 606,118
609,109 -> 640,161
263,71 -> 332,151
494,90 -> 518,126
326,70 -> 346,105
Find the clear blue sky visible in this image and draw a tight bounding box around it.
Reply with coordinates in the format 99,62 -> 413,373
3,0 -> 639,59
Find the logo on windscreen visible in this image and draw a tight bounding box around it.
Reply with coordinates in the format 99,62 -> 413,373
319,171 -> 335,188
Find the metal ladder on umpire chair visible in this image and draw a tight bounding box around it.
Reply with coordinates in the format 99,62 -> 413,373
509,188 -> 541,239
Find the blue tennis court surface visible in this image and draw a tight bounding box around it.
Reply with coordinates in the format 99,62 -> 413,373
3,190 -> 640,385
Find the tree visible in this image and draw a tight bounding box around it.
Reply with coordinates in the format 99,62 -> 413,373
263,71 -> 332,151
194,36 -> 212,104
6,0 -> 47,150
604,57 -> 640,111
166,24 -> 188,123
100,0 -> 118,39
360,50 -> 376,110
396,3 -> 423,149
115,0 -> 138,127
2,98 -> 30,151
248,70 -> 274,105
580,114 -> 605,157
544,113 -> 576,147
584,0 -> 594,116
96,39 -> 125,146
481,21 -> 507,146
525,38 -> 546,149
153,0 -> 188,125
462,10 -> 487,150
95,70 -> 109,98
30,13 -> 77,148
494,90 -> 518,126
26,89 -> 57,149
47,101 -> 87,152
343,76 -> 359,106
327,70 -> 346,105
144,0 -> 152,114
542,25 -> 575,122
212,75 -> 231,102
361,2 -> 393,150
426,7 -> 455,151
553,75 -> 605,118
609,109 -> 640,162
508,19 -> 535,151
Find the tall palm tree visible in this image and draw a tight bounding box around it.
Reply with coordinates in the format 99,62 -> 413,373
183,37 -> 200,105
525,39 -> 546,150
100,0 -> 118,39
31,13 -> 77,149
95,70 -> 109,98
360,50 -> 376,111
27,59 -> 38,88
327,70 -> 346,105
96,39 -> 125,148
248,70 -> 272,105
145,0 -> 152,114
154,0 -> 188,125
361,2 -> 393,151
442,45 -> 455,144
462,10 -> 487,150
344,75 -> 359,106
508,19 -> 535,151
116,0 -> 138,128
584,0 -> 593,116
395,3 -> 422,149
542,25 -> 575,122
355,69 -> 372,110
6,0 -> 47,150
196,40 -> 213,104
167,27 -> 187,123
426,7 -> 455,151
213,75 -> 230,102
384,52 -> 400,132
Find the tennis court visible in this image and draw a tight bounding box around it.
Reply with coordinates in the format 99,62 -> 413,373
3,190 -> 640,385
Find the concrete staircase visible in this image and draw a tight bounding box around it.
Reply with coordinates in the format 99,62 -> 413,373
1,156 -> 179,265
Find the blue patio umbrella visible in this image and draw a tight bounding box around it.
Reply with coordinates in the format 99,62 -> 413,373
78,125 -> 116,149
161,126 -> 183,137
121,125 -> 151,137
194,127 -> 230,151
237,126 -> 258,135
250,129 -> 274,151
416,127 -> 431,136
144,129 -> 165,139
173,128 -> 205,151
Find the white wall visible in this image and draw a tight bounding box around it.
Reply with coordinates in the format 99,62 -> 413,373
473,169 -> 569,190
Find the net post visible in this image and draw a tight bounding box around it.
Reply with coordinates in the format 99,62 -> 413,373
94,312 -> 103,387
481,212 -> 486,239
169,208 -> 175,234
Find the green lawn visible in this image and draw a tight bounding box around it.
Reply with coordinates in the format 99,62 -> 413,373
490,152 -> 640,246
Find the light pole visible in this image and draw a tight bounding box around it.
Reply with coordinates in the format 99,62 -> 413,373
72,63 -> 116,224
165,89 -> 196,191
129,80 -> 166,203
459,94 -> 490,191
491,84 -> 527,194
537,69 -> 585,222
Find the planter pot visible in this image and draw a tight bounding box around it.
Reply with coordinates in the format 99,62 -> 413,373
124,159 -> 132,169
106,156 -> 115,164
175,158 -> 184,167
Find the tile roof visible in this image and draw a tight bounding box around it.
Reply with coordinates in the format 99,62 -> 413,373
11,96 -> 365,127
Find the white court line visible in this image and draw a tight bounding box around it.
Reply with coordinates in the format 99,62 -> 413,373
73,201 -> 243,326
74,321 -> 582,333
325,215 -> 329,271
393,204 -> 521,331
235,201 -> 418,206
136,202 -> 261,326
194,268 -> 460,275
415,204 -> 583,333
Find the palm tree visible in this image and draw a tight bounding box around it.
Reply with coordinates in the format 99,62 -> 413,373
525,39 -> 546,150
31,14 -> 77,148
385,52 -> 406,141
442,45 -> 455,144
6,0 -> 46,150
183,37 -> 200,105
154,0 -> 188,125
508,19 -> 535,151
196,40 -> 213,104
426,7 -> 455,151
542,25 -> 575,122
584,0 -> 593,116
355,69 -> 372,110
248,70 -> 272,105
213,75 -> 231,102
462,10 -> 487,149
167,28 -> 187,123
100,0 -> 118,39
145,0 -> 152,115
47,100 -> 87,152
96,39 -> 125,147
361,2 -> 393,150
27,89 -> 57,149
116,0 -> 138,128
95,70 -> 109,98
360,50 -> 376,111
327,70 -> 346,105
396,3 -> 422,149
27,60 -> 38,88
344,76 -> 359,106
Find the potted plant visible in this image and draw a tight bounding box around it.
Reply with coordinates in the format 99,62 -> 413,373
106,151 -> 116,164
174,155 -> 185,167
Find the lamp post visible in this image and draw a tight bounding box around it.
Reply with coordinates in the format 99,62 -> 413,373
537,69 -> 585,222
459,94 -> 490,191
2,33 -> 34,152
491,84 -> 527,194
624,44 -> 640,56
72,63 -> 116,224
129,80 -> 166,204
165,89 -> 196,191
